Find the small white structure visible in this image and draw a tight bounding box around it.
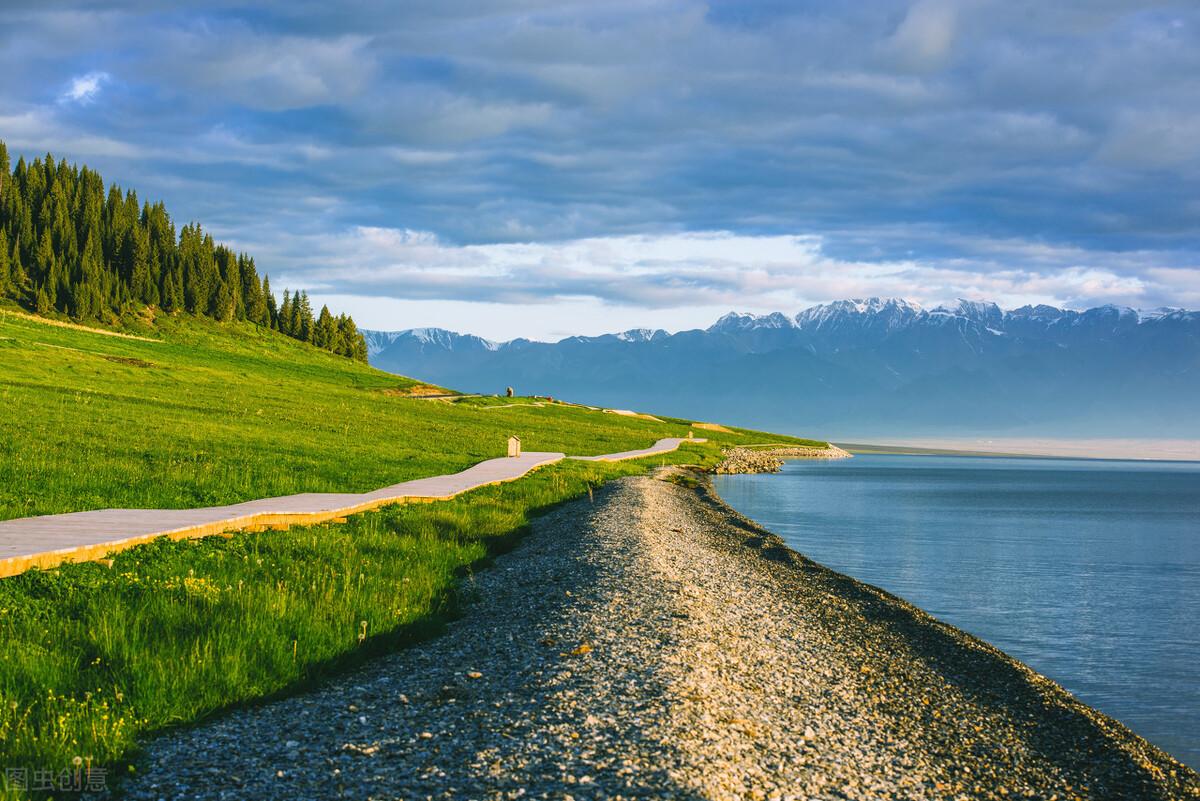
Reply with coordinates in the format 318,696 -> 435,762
507,435 -> 522,458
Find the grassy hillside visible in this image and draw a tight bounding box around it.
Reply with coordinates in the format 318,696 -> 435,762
0,307 -> 817,521
0,309 -> 820,797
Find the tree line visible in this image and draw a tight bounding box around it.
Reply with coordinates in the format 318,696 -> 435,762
0,140 -> 368,361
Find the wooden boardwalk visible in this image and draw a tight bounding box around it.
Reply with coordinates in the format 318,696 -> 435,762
0,437 -> 704,578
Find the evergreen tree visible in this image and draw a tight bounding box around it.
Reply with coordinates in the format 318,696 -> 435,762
8,234 -> 30,301
33,230 -> 57,309
162,271 -> 183,313
125,225 -> 154,304
314,305 -> 336,350
240,256 -> 266,324
336,314 -> 369,362
214,279 -> 235,322
74,232 -> 104,319
279,290 -> 293,337
0,229 -> 9,297
262,276 -> 278,328
296,291 -> 314,342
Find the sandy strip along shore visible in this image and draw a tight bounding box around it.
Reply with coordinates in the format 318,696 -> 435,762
117,470 -> 1199,800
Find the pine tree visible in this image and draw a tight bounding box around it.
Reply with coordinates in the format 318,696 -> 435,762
74,232 -> 104,319
294,291 -> 311,341
8,235 -> 30,301
240,256 -> 265,324
314,305 -> 336,349
262,276 -> 278,328
161,271 -> 180,312
0,229 -> 10,297
214,279 -> 235,322
336,314 -> 369,362
291,290 -> 314,343
33,229 -> 54,297
279,290 -> 293,336
125,225 -> 154,304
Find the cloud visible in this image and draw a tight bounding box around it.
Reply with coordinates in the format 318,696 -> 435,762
259,228 -> 1199,317
0,109 -> 140,158
2,0 -> 1198,330
148,28 -> 377,111
887,0 -> 960,71
59,71 -> 108,104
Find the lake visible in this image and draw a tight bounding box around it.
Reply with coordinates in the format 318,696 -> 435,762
712,454 -> 1200,768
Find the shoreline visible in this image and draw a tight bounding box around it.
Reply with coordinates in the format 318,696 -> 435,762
694,471 -> 1200,794
117,468 -> 1199,800
839,438 -> 1200,462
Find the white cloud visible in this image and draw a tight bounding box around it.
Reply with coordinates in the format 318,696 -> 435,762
59,71 -> 109,104
0,109 -> 140,158
253,228 -> 1197,340
152,29 -> 377,111
887,0 -> 960,71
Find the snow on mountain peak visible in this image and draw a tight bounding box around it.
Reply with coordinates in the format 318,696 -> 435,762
795,297 -> 924,331
361,329 -> 404,357
405,327 -> 500,351
932,299 -> 1004,327
617,328 -> 668,342
709,311 -> 797,332
1137,307 -> 1186,322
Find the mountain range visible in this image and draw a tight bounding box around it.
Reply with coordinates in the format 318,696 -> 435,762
364,299 -> 1200,438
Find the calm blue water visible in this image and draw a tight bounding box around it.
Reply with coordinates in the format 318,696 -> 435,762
713,454 -> 1200,768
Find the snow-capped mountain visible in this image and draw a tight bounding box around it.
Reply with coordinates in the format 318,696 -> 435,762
615,328 -> 668,343
361,329 -> 405,358
363,299 -> 1200,438
709,311 -> 797,332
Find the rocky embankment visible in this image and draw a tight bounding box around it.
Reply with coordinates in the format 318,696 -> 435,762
714,443 -> 852,474
118,469 -> 1199,801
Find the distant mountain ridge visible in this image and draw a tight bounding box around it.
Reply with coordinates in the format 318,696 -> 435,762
365,299 -> 1200,438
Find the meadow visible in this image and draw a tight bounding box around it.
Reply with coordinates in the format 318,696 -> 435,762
0,307 -> 817,521
0,308 -> 820,796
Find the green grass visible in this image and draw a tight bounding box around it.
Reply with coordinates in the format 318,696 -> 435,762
0,309 -> 810,521
0,310 -> 816,796
0,455 -> 720,797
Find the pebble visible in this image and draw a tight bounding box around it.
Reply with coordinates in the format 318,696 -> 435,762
113,470 -> 1199,800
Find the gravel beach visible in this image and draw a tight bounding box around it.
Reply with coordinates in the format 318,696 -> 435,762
118,469 -> 1200,800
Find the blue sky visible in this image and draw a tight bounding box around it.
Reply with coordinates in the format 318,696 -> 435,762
2,1 -> 1198,339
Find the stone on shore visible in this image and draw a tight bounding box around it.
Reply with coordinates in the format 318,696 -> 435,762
714,443 -> 852,474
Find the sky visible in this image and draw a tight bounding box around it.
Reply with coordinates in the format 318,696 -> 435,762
2,0 -> 1198,341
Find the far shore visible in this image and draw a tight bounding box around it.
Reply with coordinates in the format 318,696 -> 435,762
838,437 -> 1200,462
